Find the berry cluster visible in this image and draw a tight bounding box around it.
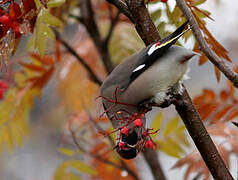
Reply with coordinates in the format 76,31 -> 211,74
0,2 -> 23,39
100,87 -> 159,152
0,80 -> 9,100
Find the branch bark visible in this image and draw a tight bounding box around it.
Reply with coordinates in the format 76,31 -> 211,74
176,0 -> 238,88
117,0 -> 233,179
173,87 -> 233,180
126,0 -> 161,45
143,150 -> 166,180
105,0 -> 134,22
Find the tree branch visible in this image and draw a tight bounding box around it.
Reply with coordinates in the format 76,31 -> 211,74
122,0 -> 233,179
79,0 -> 115,73
105,0 -> 134,22
103,10 -> 121,47
125,0 -> 161,45
173,87 -> 233,180
142,150 -> 166,180
85,109 -> 140,180
176,0 -> 238,88
54,30 -> 102,86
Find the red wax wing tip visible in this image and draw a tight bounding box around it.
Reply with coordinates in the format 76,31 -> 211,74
134,118 -> 142,128
121,127 -> 129,136
145,140 -> 154,149
155,42 -> 160,47
119,142 -> 126,149
161,0 -> 168,2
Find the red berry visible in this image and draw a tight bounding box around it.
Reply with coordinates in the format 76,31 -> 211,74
121,127 -> 129,136
119,142 -> 125,149
11,21 -> 21,38
161,0 -> 168,3
134,118 -> 142,128
145,140 -> 153,149
0,80 -> 9,89
0,89 -> 3,100
143,131 -> 148,137
0,15 -> 11,27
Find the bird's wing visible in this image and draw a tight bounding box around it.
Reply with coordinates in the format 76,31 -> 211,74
130,21 -> 189,83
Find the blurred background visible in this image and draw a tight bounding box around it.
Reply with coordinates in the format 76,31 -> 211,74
1,0 -> 238,179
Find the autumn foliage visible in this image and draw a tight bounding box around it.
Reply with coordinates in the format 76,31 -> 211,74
1,0 -> 238,179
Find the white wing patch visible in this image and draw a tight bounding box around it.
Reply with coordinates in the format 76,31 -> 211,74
133,64 -> 145,72
147,44 -> 157,55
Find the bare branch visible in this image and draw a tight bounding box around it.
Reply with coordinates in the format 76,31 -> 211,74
54,30 -> 102,86
103,10 -> 121,46
124,0 -> 233,179
125,0 -> 161,45
173,87 -> 233,180
176,0 -> 238,88
85,109 -> 140,180
78,0 -> 115,73
142,150 -> 167,180
106,0 -> 134,22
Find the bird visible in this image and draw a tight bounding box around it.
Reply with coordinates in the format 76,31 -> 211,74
100,21 -> 199,159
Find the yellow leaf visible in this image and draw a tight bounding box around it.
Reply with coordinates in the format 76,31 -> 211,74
163,116 -> 180,136
58,147 -> 75,156
157,140 -> 180,158
48,0 -> 66,7
151,112 -> 163,135
70,160 -> 97,176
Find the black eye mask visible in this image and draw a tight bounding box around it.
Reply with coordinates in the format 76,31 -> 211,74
122,130 -> 138,146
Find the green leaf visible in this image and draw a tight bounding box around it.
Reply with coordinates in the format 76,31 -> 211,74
42,10 -> 62,27
192,0 -> 207,6
70,160 -> 97,176
151,9 -> 162,22
48,0 -> 66,7
34,0 -> 42,9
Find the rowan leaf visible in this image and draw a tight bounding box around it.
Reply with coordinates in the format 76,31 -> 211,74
163,116 -> 179,136
58,147 -> 75,156
48,0 -> 66,8
70,160 -> 97,175
152,112 -> 163,130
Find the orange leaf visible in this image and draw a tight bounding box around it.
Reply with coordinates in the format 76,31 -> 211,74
55,40 -> 62,62
212,105 -> 233,122
90,142 -> 107,155
220,90 -> 229,101
199,54 -> 208,65
20,62 -> 46,72
32,67 -> 55,88
30,53 -> 55,65
214,66 -> 221,82
226,110 -> 238,121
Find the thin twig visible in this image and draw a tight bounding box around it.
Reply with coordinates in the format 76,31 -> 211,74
79,0 -> 115,73
104,10 -> 121,46
106,0 -> 134,22
85,109 -> 140,180
176,0 -> 238,88
54,30 -> 102,86
70,129 -> 125,170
